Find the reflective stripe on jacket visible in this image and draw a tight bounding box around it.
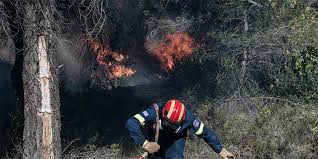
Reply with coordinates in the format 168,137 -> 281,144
125,102 -> 223,153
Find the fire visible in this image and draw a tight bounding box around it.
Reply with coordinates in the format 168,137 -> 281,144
89,39 -> 136,79
148,32 -> 195,71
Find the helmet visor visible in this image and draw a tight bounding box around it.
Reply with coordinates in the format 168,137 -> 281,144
162,118 -> 180,131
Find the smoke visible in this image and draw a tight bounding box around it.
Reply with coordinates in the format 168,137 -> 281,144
0,34 -> 169,94
57,36 -> 90,92
57,35 -> 164,92
121,63 -> 164,86
0,35 -> 90,93
0,39 -> 15,64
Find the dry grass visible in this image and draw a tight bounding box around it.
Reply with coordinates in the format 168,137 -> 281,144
2,96 -> 317,159
195,97 -> 318,159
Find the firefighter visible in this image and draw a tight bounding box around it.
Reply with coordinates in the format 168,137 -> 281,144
126,99 -> 234,159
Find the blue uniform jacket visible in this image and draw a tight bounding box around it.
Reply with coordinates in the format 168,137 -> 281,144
125,102 -> 223,153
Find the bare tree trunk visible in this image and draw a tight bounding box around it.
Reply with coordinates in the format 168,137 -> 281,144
240,10 -> 248,86
22,0 -> 61,159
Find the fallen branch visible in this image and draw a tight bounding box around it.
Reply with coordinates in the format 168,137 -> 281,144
248,0 -> 264,8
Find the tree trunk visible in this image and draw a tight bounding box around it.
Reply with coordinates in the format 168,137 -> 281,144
22,0 -> 61,159
240,10 -> 248,86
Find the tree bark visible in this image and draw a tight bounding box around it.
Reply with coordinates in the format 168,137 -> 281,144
22,0 -> 61,159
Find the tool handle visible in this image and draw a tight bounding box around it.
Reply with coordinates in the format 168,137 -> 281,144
138,152 -> 148,159
137,103 -> 160,159
153,103 -> 160,142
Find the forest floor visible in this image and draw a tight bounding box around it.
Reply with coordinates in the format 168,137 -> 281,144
61,97 -> 318,159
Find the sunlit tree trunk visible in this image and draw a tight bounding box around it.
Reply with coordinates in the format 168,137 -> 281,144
23,0 -> 61,158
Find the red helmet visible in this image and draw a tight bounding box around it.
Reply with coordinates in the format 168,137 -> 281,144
162,99 -> 186,124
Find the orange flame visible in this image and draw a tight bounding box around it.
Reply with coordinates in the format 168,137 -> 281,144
148,32 -> 195,71
89,39 -> 136,79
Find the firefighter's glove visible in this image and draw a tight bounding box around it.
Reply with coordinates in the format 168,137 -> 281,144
142,140 -> 160,154
219,148 -> 234,159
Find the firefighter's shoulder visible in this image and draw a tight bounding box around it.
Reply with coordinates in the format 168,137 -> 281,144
133,102 -> 163,126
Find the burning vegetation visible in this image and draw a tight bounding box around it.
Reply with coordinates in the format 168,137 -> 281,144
89,39 -> 136,79
89,32 -> 195,80
148,32 -> 195,71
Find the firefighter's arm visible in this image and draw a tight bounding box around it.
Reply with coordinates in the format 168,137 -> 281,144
125,106 -> 156,147
188,112 -> 234,158
192,122 -> 223,153
201,127 -> 234,158
187,111 -> 222,152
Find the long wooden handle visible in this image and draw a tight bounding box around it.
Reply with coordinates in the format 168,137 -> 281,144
138,152 -> 148,159
153,103 -> 160,143
138,103 -> 160,159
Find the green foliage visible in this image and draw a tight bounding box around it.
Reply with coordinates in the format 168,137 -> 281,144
270,6 -> 318,99
272,46 -> 318,100
201,0 -> 318,100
